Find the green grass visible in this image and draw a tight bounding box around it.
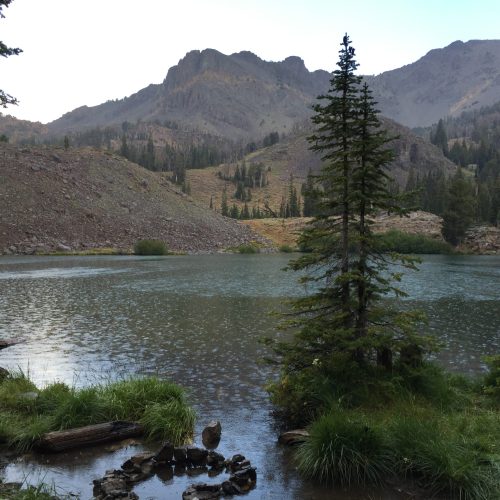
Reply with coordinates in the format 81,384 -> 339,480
134,239 -> 169,255
374,230 -> 455,254
285,363 -> 500,499
0,372 -> 195,451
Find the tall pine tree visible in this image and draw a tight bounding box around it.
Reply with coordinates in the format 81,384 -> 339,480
268,36 -> 431,411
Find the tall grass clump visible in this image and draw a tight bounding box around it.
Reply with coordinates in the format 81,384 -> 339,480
0,372 -> 195,451
295,411 -> 390,486
134,239 -> 168,255
387,411 -> 500,499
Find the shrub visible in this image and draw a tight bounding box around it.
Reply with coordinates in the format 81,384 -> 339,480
234,243 -> 260,254
374,230 -> 454,254
278,244 -> 295,253
134,239 -> 168,255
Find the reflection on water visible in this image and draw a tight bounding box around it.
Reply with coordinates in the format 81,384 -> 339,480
0,254 -> 499,499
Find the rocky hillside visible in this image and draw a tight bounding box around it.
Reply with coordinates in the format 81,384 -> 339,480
0,144 -> 267,254
186,118 -> 457,215
366,40 -> 500,127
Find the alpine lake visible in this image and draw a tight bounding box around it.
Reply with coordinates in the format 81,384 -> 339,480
0,253 -> 499,499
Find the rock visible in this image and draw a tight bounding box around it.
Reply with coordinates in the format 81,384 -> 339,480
186,446 -> 208,465
121,451 -> 155,472
0,367 -> 9,380
186,465 -> 208,477
278,429 -> 310,446
206,450 -> 225,467
202,420 -> 221,449
230,466 -> 257,489
154,441 -> 174,463
221,480 -> 242,495
57,243 -> 71,251
174,446 -> 187,463
182,483 -> 221,500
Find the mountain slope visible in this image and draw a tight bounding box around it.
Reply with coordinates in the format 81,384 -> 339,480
48,49 -> 330,141
186,118 -> 457,215
0,144 -> 266,254
366,40 -> 500,127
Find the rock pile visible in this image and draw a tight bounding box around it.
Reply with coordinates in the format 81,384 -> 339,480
93,421 -> 257,499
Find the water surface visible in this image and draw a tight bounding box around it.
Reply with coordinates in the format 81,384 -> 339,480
0,254 -> 499,499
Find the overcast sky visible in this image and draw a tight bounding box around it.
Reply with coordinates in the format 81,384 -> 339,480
2,0 -> 500,124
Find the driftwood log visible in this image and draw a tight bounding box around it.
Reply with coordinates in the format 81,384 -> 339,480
37,421 -> 144,452
0,338 -> 20,350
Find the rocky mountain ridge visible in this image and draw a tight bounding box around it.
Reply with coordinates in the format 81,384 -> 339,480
37,39 -> 500,139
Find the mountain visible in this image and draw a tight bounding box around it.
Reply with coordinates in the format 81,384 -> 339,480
47,49 -> 330,141
366,40 -> 500,127
0,144 -> 267,254
44,40 -> 500,137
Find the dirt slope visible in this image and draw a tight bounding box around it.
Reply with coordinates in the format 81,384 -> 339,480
0,144 -> 267,254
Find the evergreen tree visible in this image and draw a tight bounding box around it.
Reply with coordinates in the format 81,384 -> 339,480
431,119 -> 449,156
302,168 -> 317,217
221,187 -> 229,217
1,1 -> 22,108
270,35 -> 430,396
241,202 -> 250,219
442,168 -> 476,245
63,135 -> 70,150
230,204 -> 240,219
288,174 -> 300,217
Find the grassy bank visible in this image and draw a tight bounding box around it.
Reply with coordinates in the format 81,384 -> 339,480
271,359 -> 500,499
0,372 -> 195,451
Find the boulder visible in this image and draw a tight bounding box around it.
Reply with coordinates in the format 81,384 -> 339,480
202,420 -> 221,448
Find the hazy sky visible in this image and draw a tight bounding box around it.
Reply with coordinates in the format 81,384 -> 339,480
2,0 -> 500,124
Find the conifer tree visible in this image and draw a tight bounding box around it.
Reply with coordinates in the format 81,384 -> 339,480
221,187 -> 229,217
269,35 -> 431,398
1,1 -> 22,108
442,168 -> 476,245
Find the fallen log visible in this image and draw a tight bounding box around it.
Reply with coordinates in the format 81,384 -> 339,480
37,421 -> 144,452
278,429 -> 309,446
0,338 -> 20,350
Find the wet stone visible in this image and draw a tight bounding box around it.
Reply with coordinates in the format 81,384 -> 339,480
186,446 -> 208,465
174,446 -> 187,463
154,441 -> 174,463
202,420 -> 222,449
182,482 -> 222,500
206,450 -> 225,467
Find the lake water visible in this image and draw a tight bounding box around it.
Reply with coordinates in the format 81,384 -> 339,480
0,254 -> 499,499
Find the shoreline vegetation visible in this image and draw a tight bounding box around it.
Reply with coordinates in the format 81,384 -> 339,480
2,229 -> 472,257
265,34 -> 500,500
0,372 -> 195,453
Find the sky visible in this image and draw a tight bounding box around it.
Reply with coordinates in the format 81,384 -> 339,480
2,0 -> 500,124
